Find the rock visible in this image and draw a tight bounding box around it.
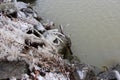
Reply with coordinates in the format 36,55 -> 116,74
0,0 -> 74,80
20,7 -> 37,18
0,61 -> 29,79
0,2 -> 17,13
98,64 -> 120,80
17,0 -> 36,4
34,23 -> 46,33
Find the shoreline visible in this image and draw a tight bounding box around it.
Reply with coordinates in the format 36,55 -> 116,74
0,0 -> 120,80
0,0 -> 75,80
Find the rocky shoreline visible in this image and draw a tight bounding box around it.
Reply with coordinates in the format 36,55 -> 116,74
0,0 -> 74,79
1,0 -> 120,80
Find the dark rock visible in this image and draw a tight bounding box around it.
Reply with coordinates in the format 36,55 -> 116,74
0,61 -> 29,79
27,30 -> 33,34
25,39 -> 45,48
34,25 -> 46,34
40,72 -> 46,77
53,38 -> 59,44
7,11 -> 18,18
17,0 -> 36,4
20,7 -> 39,18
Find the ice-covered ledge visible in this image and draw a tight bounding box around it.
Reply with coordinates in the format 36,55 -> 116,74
0,0 -> 73,79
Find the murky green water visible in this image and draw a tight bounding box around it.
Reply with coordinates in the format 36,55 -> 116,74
33,0 -> 120,67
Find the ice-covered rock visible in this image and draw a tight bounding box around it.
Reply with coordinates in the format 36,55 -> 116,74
0,0 -> 72,80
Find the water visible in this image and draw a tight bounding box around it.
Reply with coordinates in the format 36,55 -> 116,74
33,0 -> 120,67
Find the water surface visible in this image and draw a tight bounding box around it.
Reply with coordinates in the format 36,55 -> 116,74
33,0 -> 120,67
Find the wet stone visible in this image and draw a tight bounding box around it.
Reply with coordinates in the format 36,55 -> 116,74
18,0 -> 37,4
0,61 -> 29,79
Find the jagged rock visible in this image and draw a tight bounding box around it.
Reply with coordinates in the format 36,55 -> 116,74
97,64 -> 120,80
0,61 -> 29,79
0,0 -> 73,80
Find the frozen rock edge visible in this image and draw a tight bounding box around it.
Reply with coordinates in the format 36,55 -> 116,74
0,0 -> 72,80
